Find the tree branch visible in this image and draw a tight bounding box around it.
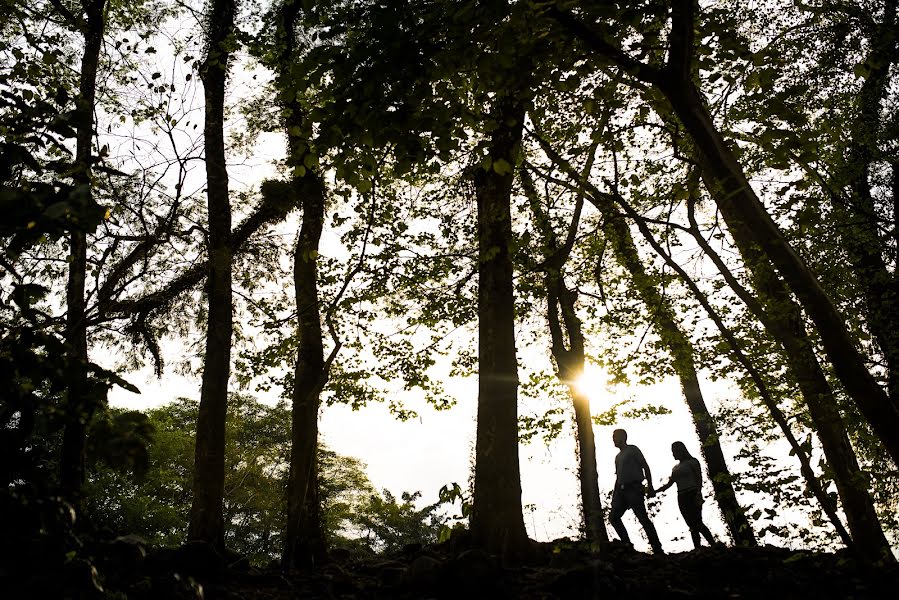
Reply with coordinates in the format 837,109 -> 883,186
546,4 -> 663,86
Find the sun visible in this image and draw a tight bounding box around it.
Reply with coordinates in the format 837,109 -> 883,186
572,364 -> 605,400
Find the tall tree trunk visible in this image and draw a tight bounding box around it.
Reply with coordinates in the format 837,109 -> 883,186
276,0 -> 329,569
470,96 -> 529,557
188,0 -> 237,547
554,281 -> 608,545
831,0 -> 898,412
658,1 -> 899,465
663,80 -> 899,463
579,171 -> 755,547
538,140 -> 850,546
689,188 -> 893,561
61,0 -> 107,501
282,175 -> 327,569
550,0 -> 899,467
520,167 -> 608,544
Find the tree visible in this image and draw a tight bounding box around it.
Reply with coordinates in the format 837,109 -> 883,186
469,90 -> 530,556
523,135 -> 757,545
51,0 -> 108,502
268,0 -> 332,570
84,396 -> 445,564
519,166 -> 608,545
541,142 -> 859,548
188,0 -> 238,548
547,0 -> 899,469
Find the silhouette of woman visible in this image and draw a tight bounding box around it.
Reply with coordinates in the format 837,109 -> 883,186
656,441 -> 716,549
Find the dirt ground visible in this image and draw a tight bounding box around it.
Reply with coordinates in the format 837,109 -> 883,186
120,538 -> 898,600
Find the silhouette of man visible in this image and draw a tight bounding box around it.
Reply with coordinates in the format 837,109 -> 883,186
610,428 -> 663,554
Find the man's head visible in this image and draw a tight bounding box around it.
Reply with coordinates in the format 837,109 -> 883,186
612,428 -> 628,448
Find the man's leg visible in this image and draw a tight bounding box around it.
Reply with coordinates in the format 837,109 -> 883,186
698,523 -> 715,546
630,488 -> 663,553
609,490 -> 631,544
690,528 -> 702,548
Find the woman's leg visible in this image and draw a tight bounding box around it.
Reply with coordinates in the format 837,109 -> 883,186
678,491 -> 705,548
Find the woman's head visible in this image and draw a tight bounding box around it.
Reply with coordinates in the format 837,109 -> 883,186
671,441 -> 691,461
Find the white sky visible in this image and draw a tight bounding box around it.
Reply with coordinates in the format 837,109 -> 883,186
96,4 -> 860,556
110,360 -> 753,554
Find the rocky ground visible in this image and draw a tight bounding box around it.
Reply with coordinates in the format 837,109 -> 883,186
82,537 -> 897,599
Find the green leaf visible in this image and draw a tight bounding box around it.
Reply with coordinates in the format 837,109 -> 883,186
492,158 -> 512,175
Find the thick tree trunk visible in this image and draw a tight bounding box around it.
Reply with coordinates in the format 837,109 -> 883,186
657,0 -> 899,462
470,97 -> 529,557
695,192 -> 892,561
276,0 -> 329,569
282,175 -> 328,569
61,0 -> 106,501
188,0 -> 236,547
584,185 -> 756,547
551,0 -> 899,468
832,0 -> 898,413
662,81 -> 899,464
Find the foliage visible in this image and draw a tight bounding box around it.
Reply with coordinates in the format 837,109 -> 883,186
2,0 -> 898,572
84,395 -> 446,563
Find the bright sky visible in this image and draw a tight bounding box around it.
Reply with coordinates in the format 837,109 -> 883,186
99,5 -> 846,556
110,360 -> 748,554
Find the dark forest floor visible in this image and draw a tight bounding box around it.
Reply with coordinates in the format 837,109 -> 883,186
58,537 -> 896,600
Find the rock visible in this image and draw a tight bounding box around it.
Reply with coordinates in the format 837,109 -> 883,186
448,548 -> 497,589
368,559 -> 406,586
105,534 -> 148,575
441,527 -> 473,554
401,555 -> 444,591
329,547 -> 352,563
548,543 -> 589,570
545,559 -> 618,599
169,540 -> 226,581
401,542 -> 423,556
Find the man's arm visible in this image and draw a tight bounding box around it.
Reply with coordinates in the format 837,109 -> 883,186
636,447 -> 655,496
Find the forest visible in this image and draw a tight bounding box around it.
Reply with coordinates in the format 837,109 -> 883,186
1,0 -> 898,598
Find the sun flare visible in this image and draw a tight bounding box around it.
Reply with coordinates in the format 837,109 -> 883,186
572,365 -> 606,400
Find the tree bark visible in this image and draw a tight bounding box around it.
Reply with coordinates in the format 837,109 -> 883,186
830,0 -> 898,413
60,0 -> 107,501
555,282 -> 609,545
662,81 -> 899,463
658,0 -> 899,466
470,96 -> 529,557
550,0 -> 899,468
582,174 -> 755,546
276,0 -> 330,569
689,190 -> 892,561
520,166 -> 608,544
188,0 -> 236,548
282,174 -> 328,569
